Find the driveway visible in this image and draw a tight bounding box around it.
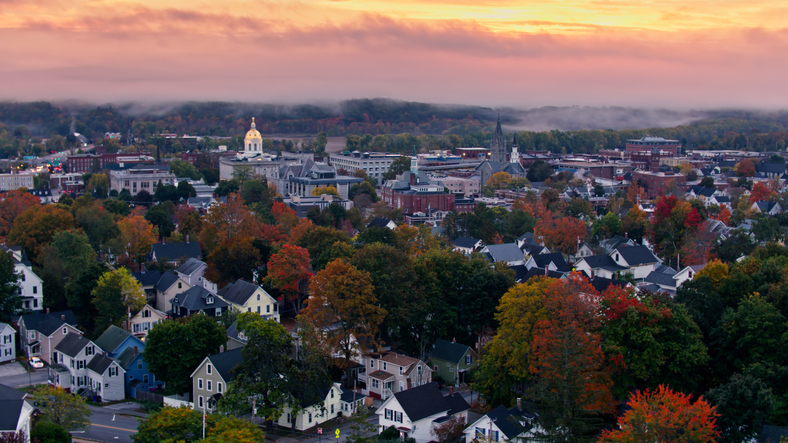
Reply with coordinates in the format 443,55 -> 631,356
0,361 -> 26,378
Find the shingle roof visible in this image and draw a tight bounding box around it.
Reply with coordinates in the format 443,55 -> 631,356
644,271 -> 677,288
87,354 -> 116,375
367,217 -> 394,229
151,242 -> 202,262
484,244 -> 525,263
429,339 -> 471,365
484,405 -> 538,439
520,268 -> 564,283
589,277 -> 630,294
393,382 -> 469,422
21,311 -> 77,334
530,252 -> 570,272
117,346 -> 141,370
154,271 -> 180,292
0,398 -> 26,433
453,236 -> 481,249
54,333 -> 91,358
132,271 -> 162,287
94,325 -> 134,354
615,245 -> 659,266
0,384 -> 25,401
340,386 -> 359,403
171,286 -> 229,312
579,255 -> 628,274
218,280 -> 262,306
176,258 -> 206,276
207,348 -> 243,383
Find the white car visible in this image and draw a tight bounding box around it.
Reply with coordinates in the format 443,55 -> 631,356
29,357 -> 44,369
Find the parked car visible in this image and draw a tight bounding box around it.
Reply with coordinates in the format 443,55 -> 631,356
29,357 -> 44,369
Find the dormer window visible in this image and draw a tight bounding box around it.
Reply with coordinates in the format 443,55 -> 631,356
206,296 -> 214,305
173,297 -> 178,304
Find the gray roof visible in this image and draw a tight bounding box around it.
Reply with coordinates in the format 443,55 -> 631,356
151,242 -> 202,262
484,243 -> 525,263
579,255 -> 628,274
0,398 -> 27,433
155,271 -> 180,292
589,277 -> 630,293
367,217 -> 393,229
485,405 -> 538,439
615,245 -> 659,266
218,279 -> 261,306
644,271 -> 677,288
339,386 -> 360,403
87,354 -> 116,375
393,383 -> 469,422
530,252 -> 570,272
94,325 -> 133,354
132,271 -> 162,287
206,348 -> 244,383
226,321 -> 246,344
176,258 -> 206,276
55,333 -> 92,358
430,339 -> 471,365
170,286 -> 229,312
453,236 -> 481,249
20,311 -> 77,336
117,346 -> 142,370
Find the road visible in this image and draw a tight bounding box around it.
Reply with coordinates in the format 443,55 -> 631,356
76,405 -> 139,443
0,363 -> 48,388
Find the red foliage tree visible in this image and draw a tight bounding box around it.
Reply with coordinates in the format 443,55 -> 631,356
599,385 -> 719,443
534,211 -> 587,255
265,244 -> 312,313
0,190 -> 40,239
749,182 -> 776,205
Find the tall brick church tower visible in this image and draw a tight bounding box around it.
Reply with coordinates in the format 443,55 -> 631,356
490,115 -> 506,163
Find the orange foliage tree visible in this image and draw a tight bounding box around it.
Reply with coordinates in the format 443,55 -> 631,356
199,192 -> 260,254
534,211 -> 587,255
598,385 -> 719,443
749,181 -> 776,205
735,159 -> 756,177
529,274 -> 612,440
713,205 -> 732,226
204,236 -> 262,287
300,259 -> 386,361
117,214 -> 159,263
264,244 -> 312,313
8,205 -> 75,264
0,190 -> 40,239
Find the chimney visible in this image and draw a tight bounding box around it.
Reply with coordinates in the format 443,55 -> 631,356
516,398 -> 522,411
624,232 -> 628,238
449,386 -> 454,396
544,266 -> 548,276
103,351 -> 107,357
134,346 -> 138,355
46,308 -> 50,314
61,314 -> 65,321
186,235 -> 190,243
590,269 -> 594,279
219,345 -> 224,353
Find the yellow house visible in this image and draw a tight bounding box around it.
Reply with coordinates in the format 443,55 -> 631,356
218,279 -> 280,322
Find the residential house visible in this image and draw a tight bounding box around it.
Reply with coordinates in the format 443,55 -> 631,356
750,201 -> 783,215
362,352 -> 432,400
517,267 -> 566,284
481,244 -> 525,267
175,258 -> 217,293
17,311 -> 80,365
129,304 -> 166,341
339,385 -> 366,416
0,323 -> 15,363
568,243 -> 594,264
673,264 -> 706,288
225,321 -> 247,351
452,237 -> 484,255
367,217 -> 398,230
610,245 -> 661,280
118,345 -> 164,398
154,271 -> 191,314
588,276 -> 633,294
86,354 -> 125,401
574,255 -> 628,280
428,339 -> 479,386
170,286 -> 229,318
131,270 -> 162,305
276,382 -> 344,431
94,325 -> 144,359
642,271 -> 678,294
711,195 -> 731,209
191,348 -> 243,412
524,252 -> 570,273
150,241 -> 202,265
219,279 -> 280,322
463,402 -> 540,443
0,384 -> 34,443
50,333 -> 100,393
376,382 -> 470,443
2,247 -> 43,312
600,235 -> 635,254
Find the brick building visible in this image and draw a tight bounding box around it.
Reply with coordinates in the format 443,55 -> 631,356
66,153 -> 153,174
381,171 -> 470,214
626,136 -> 681,157
632,171 -> 687,199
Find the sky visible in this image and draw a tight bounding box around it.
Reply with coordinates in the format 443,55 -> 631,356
0,0 -> 787,108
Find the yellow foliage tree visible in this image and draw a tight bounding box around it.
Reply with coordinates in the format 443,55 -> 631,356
117,214 -> 158,262
311,186 -> 340,197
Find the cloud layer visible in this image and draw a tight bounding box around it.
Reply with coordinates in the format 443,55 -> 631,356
0,0 -> 787,108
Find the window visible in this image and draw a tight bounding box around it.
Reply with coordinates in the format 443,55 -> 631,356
308,413 -> 312,423
77,360 -> 85,370
476,428 -> 486,438
330,404 -> 334,414
109,366 -> 118,376
29,331 -> 35,340
330,389 -> 334,399
207,364 -> 212,375
395,412 -> 403,423
492,431 -> 499,442
399,367 -> 403,375
257,306 -> 260,314
63,327 -> 68,335
399,381 -> 404,391
86,346 -> 93,356
178,282 -> 182,289
248,307 -> 252,312
198,378 -> 204,389
257,294 -> 260,301
198,396 -> 204,408
20,273 -> 25,281
138,361 -> 143,370
369,360 -> 374,368
217,383 -> 223,393
266,305 -> 270,313
372,379 -> 380,389
465,355 -> 472,365
143,374 -> 148,383
33,286 -> 37,294
207,380 -> 212,392
286,413 -> 292,424
383,362 -> 387,371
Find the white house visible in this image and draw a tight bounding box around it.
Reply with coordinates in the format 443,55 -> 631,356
452,237 -> 484,255
610,245 -> 661,280
0,323 -> 16,363
481,244 -> 526,267
2,247 -> 43,312
0,384 -> 35,443
574,255 -> 629,280
376,383 -> 470,443
50,333 -> 99,393
175,258 -> 217,293
129,304 -> 166,341
463,402 -> 540,443
673,264 -> 706,288
275,382 -> 344,431
86,354 -> 126,401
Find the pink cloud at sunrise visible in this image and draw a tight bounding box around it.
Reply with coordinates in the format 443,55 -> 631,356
0,0 -> 787,107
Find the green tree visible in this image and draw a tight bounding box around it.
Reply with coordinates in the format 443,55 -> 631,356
143,314 -> 227,395
214,179 -> 240,197
707,372 -> 775,443
177,180 -> 196,200
65,262 -> 106,335
240,179 -> 275,206
91,267 -> 145,333
153,184 -> 179,203
527,160 -> 553,182
220,313 -> 293,421
31,422 -> 71,443
133,406 -> 263,443
0,251 -> 21,321
592,212 -> 623,239
168,159 -> 202,180
32,385 -> 90,431
383,156 -> 411,180
296,226 -> 353,271
75,205 -> 120,250
145,201 -> 176,239
101,198 -> 131,217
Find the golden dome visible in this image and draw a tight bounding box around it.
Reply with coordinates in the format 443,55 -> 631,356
245,117 -> 262,140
